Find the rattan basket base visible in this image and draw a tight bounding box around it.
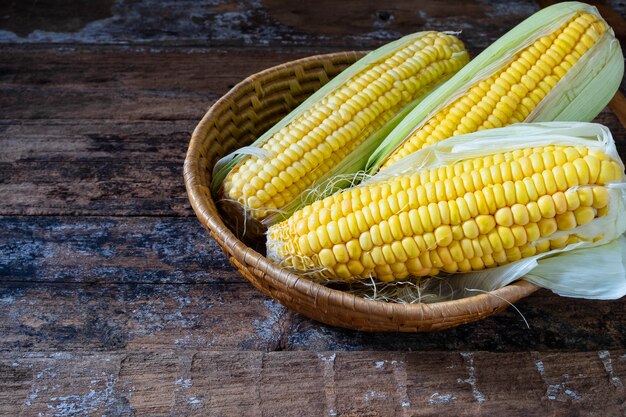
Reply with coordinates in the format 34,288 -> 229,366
184,51 -> 539,332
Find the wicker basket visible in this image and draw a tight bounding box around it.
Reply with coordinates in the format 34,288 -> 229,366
184,51 -> 539,332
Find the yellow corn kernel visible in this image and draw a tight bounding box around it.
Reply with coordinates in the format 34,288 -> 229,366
379,11 -> 607,170
222,32 -> 469,225
268,145 -> 618,281
574,206 -> 596,225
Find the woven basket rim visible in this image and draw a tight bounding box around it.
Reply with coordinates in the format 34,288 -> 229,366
183,51 -> 540,330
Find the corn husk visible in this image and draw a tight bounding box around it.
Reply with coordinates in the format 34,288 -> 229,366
367,1 -> 624,173
357,122 -> 626,301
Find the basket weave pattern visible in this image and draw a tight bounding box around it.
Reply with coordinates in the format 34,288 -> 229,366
184,52 -> 539,332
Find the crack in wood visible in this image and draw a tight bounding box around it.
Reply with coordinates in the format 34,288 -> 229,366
532,353 -> 584,403
258,352 -> 266,416
389,357 -> 411,415
598,350 -> 624,389
319,352 -> 337,416
172,352 -> 198,412
459,352 -> 486,404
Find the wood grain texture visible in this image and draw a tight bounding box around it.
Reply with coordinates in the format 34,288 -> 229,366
0,217 -> 233,284
0,46 -> 330,121
0,0 -> 537,49
0,282 -> 290,353
0,120 -> 198,216
2,0 -> 626,414
2,350 -> 626,416
1,274 -> 626,352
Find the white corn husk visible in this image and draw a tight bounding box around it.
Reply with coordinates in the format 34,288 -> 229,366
364,122 -> 626,301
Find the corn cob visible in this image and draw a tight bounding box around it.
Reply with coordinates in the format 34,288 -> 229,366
367,2 -> 624,172
267,128 -> 624,282
213,32 -> 469,235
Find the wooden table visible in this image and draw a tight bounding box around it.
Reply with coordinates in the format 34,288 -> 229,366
2,1 -> 626,415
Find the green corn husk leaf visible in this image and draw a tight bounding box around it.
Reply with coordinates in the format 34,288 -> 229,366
211,31 -> 469,227
363,122 -> 626,301
366,1 -> 624,173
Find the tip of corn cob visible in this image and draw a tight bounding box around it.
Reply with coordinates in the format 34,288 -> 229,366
366,2 -> 623,173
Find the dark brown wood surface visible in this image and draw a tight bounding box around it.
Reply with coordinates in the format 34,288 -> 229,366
1,1 -> 626,416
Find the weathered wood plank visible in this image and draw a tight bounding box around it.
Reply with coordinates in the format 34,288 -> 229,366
0,47 -> 325,121
0,121 -> 197,216
0,0 -> 538,50
0,217 -> 233,283
0,85 -> 215,121
0,282 -> 290,353
1,280 -> 626,353
0,360 -> 32,417
0,45 -> 307,93
2,350 -> 625,416
2,44 -> 625,122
